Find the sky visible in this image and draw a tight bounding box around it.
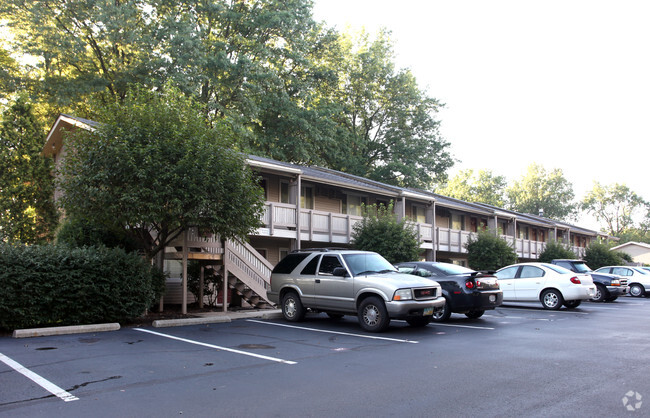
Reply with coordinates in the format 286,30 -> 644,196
311,0 -> 650,222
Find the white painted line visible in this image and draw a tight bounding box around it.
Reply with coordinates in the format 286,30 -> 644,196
483,314 -> 525,319
0,353 -> 79,402
432,323 -> 495,330
497,306 -> 590,315
247,320 -> 419,344
134,328 -> 297,365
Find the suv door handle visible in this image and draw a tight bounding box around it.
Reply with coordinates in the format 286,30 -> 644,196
315,279 -> 320,283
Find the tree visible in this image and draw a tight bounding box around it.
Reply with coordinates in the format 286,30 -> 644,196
58,87 -> 265,266
581,182 -> 648,236
538,240 -> 575,263
324,29 -> 454,189
0,97 -> 58,243
506,163 -> 576,221
351,202 -> 421,264
583,242 -> 625,270
465,231 -> 518,271
437,169 -> 507,206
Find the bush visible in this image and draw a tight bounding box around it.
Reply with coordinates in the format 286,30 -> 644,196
466,231 -> 518,271
584,242 -> 626,270
351,202 -> 421,264
0,243 -> 165,330
538,240 -> 576,263
187,261 -> 221,307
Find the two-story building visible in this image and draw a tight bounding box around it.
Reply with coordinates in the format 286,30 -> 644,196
43,114 -> 611,312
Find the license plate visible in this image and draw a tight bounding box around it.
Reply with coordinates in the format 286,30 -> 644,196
423,307 -> 433,316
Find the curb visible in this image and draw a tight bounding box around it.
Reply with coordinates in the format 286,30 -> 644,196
153,316 -> 231,327
12,323 -> 121,339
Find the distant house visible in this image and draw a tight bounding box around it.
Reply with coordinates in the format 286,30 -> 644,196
610,242 -> 650,265
42,114 -> 616,311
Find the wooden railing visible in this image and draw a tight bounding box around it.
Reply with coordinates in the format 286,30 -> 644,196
224,240 -> 274,304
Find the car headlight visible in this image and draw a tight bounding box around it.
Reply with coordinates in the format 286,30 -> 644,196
393,289 -> 413,301
611,279 -> 620,286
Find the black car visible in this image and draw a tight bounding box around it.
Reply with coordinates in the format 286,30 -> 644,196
395,262 -> 503,321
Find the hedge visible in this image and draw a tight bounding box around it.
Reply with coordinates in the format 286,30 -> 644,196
0,243 -> 165,330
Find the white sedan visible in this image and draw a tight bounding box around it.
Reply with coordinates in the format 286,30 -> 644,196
594,266 -> 650,297
495,262 -> 596,310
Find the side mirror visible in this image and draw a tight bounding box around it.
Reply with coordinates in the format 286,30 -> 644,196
332,267 -> 348,277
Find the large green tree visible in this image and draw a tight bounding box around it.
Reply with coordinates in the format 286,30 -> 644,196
506,163 -> 575,221
58,87 -> 265,264
325,29 -> 454,189
581,182 -> 647,236
437,169 -> 507,206
0,97 -> 58,243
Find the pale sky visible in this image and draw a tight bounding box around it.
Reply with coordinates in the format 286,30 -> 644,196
312,0 -> 650,212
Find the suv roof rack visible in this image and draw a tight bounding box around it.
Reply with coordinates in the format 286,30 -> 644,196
291,247 -> 352,253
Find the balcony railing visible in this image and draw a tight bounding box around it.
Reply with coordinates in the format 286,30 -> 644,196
258,202 -> 589,259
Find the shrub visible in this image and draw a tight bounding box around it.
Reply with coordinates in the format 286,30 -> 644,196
0,243 -> 165,330
538,240 -> 576,263
351,202 -> 421,264
187,261 -> 221,307
466,231 -> 518,271
584,242 -> 626,270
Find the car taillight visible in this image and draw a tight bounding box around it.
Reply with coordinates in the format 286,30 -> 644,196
570,277 -> 581,284
465,280 -> 475,289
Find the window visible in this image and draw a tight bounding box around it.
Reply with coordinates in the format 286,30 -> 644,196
520,266 -> 544,278
280,181 -> 290,204
301,256 -> 320,275
301,185 -> 314,209
412,205 -> 426,223
259,178 -> 268,200
272,253 -> 310,274
279,248 -> 289,261
318,255 -> 343,275
451,213 -> 464,230
344,194 -> 367,216
612,267 -> 632,276
518,226 -> 529,240
496,266 -> 519,279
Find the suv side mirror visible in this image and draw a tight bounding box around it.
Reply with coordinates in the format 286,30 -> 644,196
332,267 -> 348,277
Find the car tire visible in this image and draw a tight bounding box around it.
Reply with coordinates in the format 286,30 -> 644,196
590,284 -> 607,302
282,291 -> 305,322
431,298 -> 451,322
541,289 -> 564,310
629,284 -> 645,297
326,312 -> 344,319
406,316 -> 432,327
564,300 -> 581,309
605,296 -> 618,302
465,310 -> 485,319
358,296 -> 390,332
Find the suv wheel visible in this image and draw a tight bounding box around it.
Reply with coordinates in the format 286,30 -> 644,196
282,291 -> 305,322
541,289 -> 564,310
431,298 -> 451,322
564,300 -> 581,309
358,296 -> 390,332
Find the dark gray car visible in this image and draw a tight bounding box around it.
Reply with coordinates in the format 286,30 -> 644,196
267,249 -> 445,332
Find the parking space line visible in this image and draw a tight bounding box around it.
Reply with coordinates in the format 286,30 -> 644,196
247,320 -> 419,343
134,328 -> 297,365
0,352 -> 79,402
497,307 -> 590,314
432,323 -> 495,330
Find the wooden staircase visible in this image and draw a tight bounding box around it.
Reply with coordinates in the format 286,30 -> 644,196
165,228 -> 275,309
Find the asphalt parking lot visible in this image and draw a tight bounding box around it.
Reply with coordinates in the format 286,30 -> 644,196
1,297 -> 649,417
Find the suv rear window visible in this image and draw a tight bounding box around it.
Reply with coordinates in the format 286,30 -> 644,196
272,253 -> 310,274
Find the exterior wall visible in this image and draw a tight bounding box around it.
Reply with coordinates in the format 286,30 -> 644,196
616,245 -> 650,264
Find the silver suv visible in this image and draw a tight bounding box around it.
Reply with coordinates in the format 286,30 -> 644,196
267,249 -> 445,332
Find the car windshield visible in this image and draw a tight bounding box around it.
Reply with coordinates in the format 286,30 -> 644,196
433,263 -> 475,275
342,253 -> 397,276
